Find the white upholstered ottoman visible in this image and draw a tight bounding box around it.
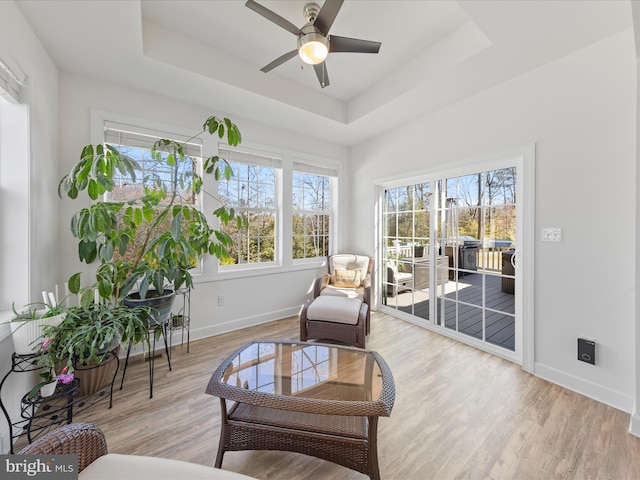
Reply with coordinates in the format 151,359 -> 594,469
300,295 -> 368,348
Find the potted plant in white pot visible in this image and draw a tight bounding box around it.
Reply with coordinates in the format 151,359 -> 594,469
9,300 -> 66,356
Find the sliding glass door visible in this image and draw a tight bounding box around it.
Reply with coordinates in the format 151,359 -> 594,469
382,183 -> 434,321
380,156 -> 525,361
435,168 -> 516,351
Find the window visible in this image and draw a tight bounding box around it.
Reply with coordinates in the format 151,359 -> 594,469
0,86 -> 29,318
104,125 -> 201,206
103,123 -> 203,271
292,162 -> 336,260
218,147 -> 280,266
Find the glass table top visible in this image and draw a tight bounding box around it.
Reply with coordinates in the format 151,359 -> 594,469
207,340 -> 395,416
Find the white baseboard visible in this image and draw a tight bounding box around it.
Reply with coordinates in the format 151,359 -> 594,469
629,412 -> 640,438
191,306 -> 302,341
534,362 -> 634,413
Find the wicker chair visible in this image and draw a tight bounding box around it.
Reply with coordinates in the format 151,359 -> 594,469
18,422 -> 108,473
17,422 -> 257,479
300,254 -> 373,348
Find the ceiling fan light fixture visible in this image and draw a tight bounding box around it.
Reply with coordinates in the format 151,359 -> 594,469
298,32 -> 329,65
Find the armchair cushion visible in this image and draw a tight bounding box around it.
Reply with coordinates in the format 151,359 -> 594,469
328,254 -> 370,287
332,269 -> 362,288
320,285 -> 364,302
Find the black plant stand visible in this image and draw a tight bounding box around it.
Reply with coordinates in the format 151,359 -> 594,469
0,353 -> 79,453
169,287 -> 191,354
120,320 -> 172,399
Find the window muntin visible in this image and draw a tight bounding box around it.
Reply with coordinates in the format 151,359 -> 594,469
218,151 -> 279,266
292,171 -> 330,259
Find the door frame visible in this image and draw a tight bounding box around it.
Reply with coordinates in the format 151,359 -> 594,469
375,144 -> 535,371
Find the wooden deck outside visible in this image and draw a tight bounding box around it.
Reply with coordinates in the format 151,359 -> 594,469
385,271 -> 516,351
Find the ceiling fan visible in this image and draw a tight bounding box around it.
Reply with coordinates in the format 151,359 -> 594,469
245,0 -> 381,88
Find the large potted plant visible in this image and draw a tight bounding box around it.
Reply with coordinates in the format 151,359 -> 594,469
58,114 -> 242,312
52,115 -> 242,396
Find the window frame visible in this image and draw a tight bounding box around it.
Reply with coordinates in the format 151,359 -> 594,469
291,164 -> 335,262
217,145 -> 281,269
99,119 -> 206,276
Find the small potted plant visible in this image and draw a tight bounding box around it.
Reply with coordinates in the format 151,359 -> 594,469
27,336 -> 75,400
9,299 -> 67,356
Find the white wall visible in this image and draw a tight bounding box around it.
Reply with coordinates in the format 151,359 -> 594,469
631,0 -> 640,437
57,72 -> 350,343
351,30 -> 637,412
0,1 -> 59,453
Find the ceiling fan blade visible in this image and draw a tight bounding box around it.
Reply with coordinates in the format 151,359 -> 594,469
245,0 -> 302,36
314,0 -> 344,35
260,49 -> 298,73
329,35 -> 381,54
313,62 -> 330,88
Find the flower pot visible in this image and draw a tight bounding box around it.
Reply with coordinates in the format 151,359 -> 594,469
57,344 -> 120,397
124,289 -> 176,326
40,381 -> 57,397
10,312 -> 66,355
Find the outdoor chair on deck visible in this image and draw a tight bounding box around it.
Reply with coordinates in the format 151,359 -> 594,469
300,254 -> 373,348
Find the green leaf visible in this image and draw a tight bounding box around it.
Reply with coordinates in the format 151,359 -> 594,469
78,240 -> 97,263
171,212 -> 182,242
143,205 -> 154,223
88,179 -> 99,200
98,278 -> 112,298
68,272 -> 82,294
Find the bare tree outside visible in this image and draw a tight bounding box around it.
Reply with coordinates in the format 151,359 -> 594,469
292,172 -> 330,259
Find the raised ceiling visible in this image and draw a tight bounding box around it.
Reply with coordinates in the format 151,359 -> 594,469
16,0 -> 633,146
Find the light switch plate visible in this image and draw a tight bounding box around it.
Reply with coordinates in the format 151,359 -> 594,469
542,227 -> 562,242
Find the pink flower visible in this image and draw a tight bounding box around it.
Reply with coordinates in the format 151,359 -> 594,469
57,366 -> 74,385
41,337 -> 51,350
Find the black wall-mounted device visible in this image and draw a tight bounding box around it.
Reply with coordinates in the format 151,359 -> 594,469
577,338 -> 595,365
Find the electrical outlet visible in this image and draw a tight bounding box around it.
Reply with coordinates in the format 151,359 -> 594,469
217,295 -> 226,307
542,227 -> 562,242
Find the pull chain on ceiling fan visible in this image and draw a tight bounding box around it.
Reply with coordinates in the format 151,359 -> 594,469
245,0 -> 381,88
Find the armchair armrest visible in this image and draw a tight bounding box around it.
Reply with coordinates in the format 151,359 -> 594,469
363,273 -> 371,307
18,422 -> 108,473
314,274 -> 331,298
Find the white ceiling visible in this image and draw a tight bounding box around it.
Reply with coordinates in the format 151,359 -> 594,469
15,0 -> 633,147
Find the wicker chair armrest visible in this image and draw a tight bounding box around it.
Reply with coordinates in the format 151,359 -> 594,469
18,422 -> 108,472
363,273 -> 371,306
314,274 -> 331,297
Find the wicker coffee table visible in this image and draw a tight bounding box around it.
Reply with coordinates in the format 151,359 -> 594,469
205,340 -> 395,480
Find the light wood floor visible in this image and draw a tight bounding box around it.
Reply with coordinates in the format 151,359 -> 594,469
68,312 -> 640,480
